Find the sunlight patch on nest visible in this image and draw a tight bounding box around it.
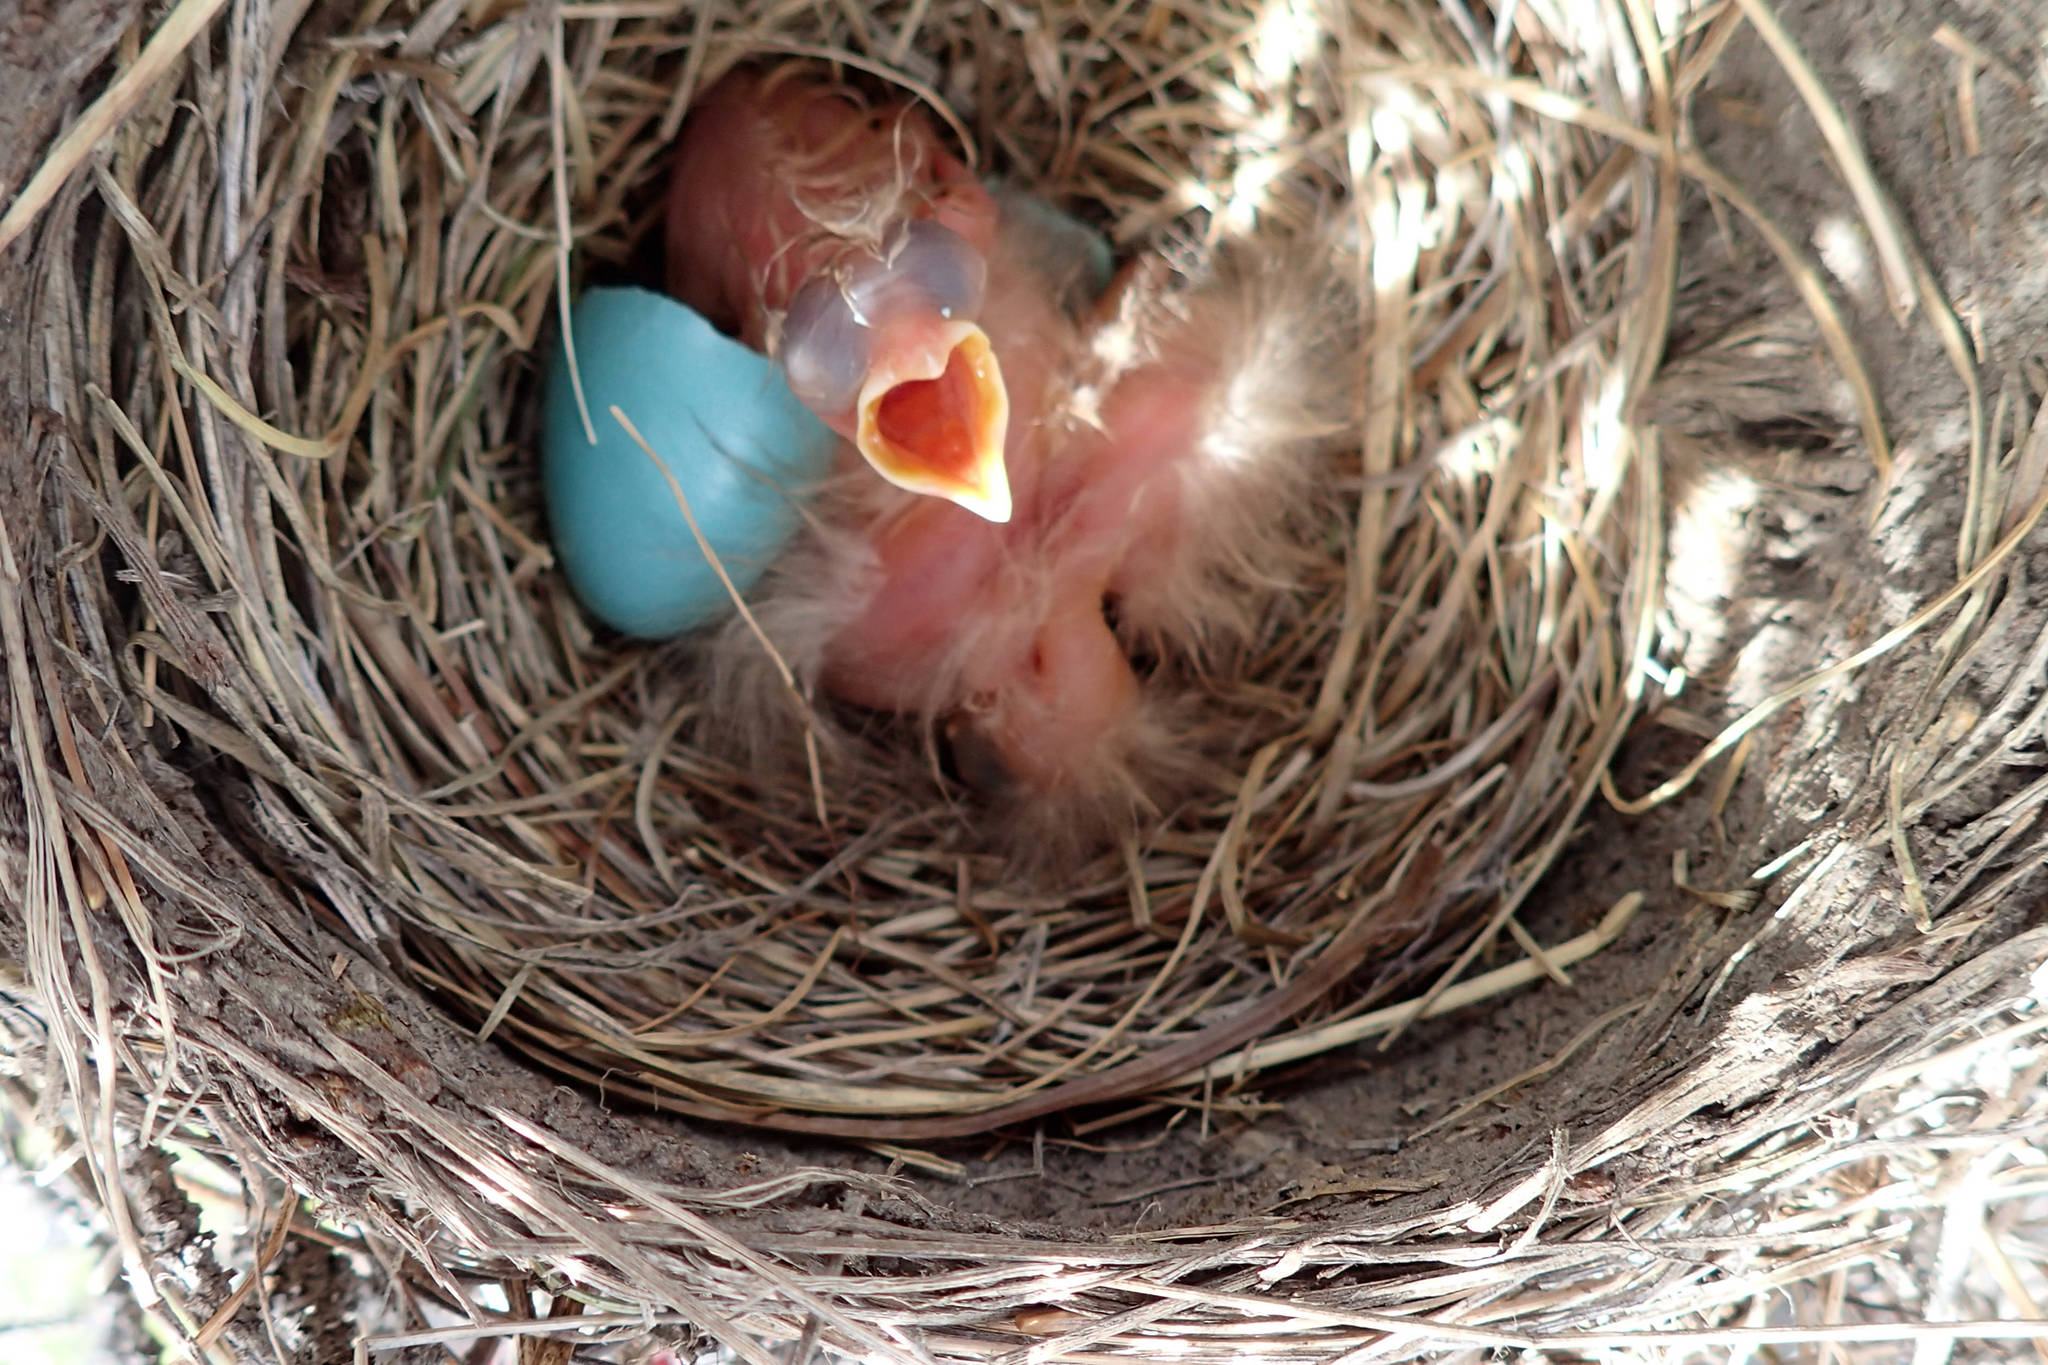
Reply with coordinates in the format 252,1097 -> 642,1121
1666,464 -> 1761,665
1581,364 -> 1635,497
1249,0 -> 1323,91
1205,0 -> 1326,238
1813,213 -> 1879,309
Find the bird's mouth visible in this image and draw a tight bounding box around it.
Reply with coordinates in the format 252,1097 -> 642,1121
855,318 -> 1012,524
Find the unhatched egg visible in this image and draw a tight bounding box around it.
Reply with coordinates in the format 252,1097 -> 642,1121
542,286 -> 836,637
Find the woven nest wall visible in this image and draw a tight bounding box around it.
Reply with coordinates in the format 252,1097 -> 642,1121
4,0 -> 2048,1358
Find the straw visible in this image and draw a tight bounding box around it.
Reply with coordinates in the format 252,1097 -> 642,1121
4,0 -> 2041,1359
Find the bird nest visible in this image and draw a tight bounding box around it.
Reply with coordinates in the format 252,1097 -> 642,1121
6,0 -> 2048,1358
17,0 -> 1669,1135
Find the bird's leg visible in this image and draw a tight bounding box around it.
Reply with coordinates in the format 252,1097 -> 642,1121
814,486 -> 1145,808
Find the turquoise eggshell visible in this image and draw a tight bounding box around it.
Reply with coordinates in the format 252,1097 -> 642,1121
543,287 -> 836,638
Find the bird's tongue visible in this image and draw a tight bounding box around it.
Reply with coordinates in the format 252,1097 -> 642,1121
856,318 -> 1012,523
874,364 -> 978,486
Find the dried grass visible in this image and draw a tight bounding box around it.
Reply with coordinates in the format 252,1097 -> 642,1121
5,0 -> 2047,1358
22,0 -> 1671,1136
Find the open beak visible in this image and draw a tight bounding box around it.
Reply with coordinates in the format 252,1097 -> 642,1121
853,316 -> 1012,524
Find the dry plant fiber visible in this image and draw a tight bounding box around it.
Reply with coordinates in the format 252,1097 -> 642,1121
1,0 -> 2047,1359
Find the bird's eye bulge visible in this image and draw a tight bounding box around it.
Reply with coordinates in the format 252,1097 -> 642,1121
902,218 -> 988,320
848,218 -> 987,326
778,275 -> 871,413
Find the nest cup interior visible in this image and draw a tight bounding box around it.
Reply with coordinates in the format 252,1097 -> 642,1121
54,0 -> 1660,1140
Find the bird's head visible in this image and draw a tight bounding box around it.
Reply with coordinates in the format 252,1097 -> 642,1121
778,219 -> 1011,522
667,67 -> 1013,522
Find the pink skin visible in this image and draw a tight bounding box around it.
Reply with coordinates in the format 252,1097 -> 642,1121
965,366 -> 1214,796
819,343 -> 1217,798
665,69 -> 996,346
669,68 -> 1219,802
668,70 -> 1013,518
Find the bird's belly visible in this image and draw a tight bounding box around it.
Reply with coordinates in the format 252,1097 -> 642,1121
816,498 -> 1013,712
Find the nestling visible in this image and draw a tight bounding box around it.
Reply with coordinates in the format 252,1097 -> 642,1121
666,65 -> 1354,859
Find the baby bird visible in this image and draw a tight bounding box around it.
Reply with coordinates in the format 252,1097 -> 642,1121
667,66 -> 1014,521
667,65 -> 1351,859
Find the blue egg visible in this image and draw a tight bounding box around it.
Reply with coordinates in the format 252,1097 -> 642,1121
543,286 -> 837,638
